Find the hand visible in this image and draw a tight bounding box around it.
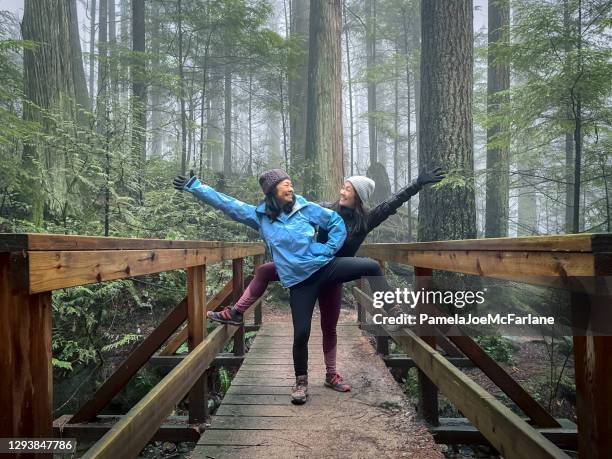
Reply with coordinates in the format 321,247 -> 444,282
416,167 -> 445,187
173,170 -> 196,191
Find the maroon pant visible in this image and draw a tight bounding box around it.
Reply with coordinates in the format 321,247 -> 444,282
235,262 -> 342,373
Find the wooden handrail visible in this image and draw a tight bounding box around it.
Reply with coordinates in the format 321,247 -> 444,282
0,233 -> 265,456
355,288 -> 570,459
357,234 -> 611,289
82,324 -> 239,459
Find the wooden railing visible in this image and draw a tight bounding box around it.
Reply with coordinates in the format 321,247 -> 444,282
355,233 -> 611,459
0,234 -> 265,458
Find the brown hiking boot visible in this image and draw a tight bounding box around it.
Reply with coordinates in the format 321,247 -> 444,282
291,375 -> 308,404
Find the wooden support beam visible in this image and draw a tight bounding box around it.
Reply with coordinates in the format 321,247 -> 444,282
376,336 -> 389,355
150,354 -> 244,369
70,299 -> 188,423
414,267 -> 438,426
383,355 -> 474,369
82,323 -> 237,459
571,288 -> 612,458
430,418 -> 577,450
232,259 -> 245,356
358,235 -> 601,253
0,234 -> 266,252
448,334 -> 560,428
0,253 -> 53,453
160,275 -> 252,356
354,287 -> 570,459
54,415 -> 200,443
357,246 -> 595,288
187,265 -> 206,424
27,245 -> 263,293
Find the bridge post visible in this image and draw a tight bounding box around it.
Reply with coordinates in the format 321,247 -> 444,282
415,266 -> 439,426
253,254 -> 264,326
0,252 -> 53,456
375,259 -> 390,355
571,289 -> 612,458
187,264 -> 207,423
232,259 -> 245,356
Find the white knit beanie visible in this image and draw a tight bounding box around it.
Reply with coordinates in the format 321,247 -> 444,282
345,176 -> 375,203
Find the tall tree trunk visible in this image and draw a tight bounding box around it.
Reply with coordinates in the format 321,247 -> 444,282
108,0 -> 118,113
401,6 -> 413,239
304,0 -> 344,201
131,0 -> 145,202
343,1 -> 354,176
247,72 -> 253,176
288,0 -> 310,189
411,3 -> 421,165
177,0 -> 187,174
563,0 -> 575,233
366,0 -> 377,165
69,0 -> 90,119
149,0 -> 163,157
120,0 -> 130,97
571,1 -> 583,233
88,0 -> 97,105
517,164 -> 537,235
393,43 -> 399,193
485,0 -> 510,238
22,0 -> 79,224
418,0 -> 476,243
207,76 -> 223,172
223,65 -> 232,177
280,74 -> 289,171
97,0 -> 108,134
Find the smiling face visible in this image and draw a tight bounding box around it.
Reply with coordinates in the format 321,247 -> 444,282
275,179 -> 294,205
339,181 -> 356,208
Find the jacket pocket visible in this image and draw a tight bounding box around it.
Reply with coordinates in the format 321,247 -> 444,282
310,242 -> 331,257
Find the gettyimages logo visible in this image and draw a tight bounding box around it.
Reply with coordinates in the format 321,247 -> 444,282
371,288 -> 486,309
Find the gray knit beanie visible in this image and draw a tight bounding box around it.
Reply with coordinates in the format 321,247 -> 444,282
259,169 -> 291,195
345,176 -> 375,203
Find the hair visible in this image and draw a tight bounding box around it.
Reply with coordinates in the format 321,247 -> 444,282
263,191 -> 296,221
332,192 -> 369,237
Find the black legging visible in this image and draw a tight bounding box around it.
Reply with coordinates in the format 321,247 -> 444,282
289,257 -> 391,376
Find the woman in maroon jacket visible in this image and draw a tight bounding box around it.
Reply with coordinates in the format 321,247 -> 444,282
209,168 -> 444,392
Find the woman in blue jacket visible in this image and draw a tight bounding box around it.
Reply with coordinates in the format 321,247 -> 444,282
173,169 -> 395,404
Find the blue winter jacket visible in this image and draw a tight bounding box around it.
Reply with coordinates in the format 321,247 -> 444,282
184,177 -> 347,288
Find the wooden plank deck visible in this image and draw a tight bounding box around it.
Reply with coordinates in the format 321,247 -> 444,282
192,321 -> 442,458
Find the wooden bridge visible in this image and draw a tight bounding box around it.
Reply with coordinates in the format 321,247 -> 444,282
1,233 -> 610,458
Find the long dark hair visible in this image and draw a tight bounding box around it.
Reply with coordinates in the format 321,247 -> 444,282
264,192 -> 296,221
331,192 -> 369,237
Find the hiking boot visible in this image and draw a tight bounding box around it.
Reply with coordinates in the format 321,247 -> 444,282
207,306 -> 243,326
291,375 -> 308,404
324,372 -> 351,392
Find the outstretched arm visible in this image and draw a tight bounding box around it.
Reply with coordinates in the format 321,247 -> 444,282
367,167 -> 445,231
175,175 -> 260,231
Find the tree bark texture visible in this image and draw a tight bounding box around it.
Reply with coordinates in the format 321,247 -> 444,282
366,0 -> 377,166
131,0 -> 146,165
288,0 -> 310,188
485,0 -> 510,238
417,0 -> 476,242
223,67 -> 232,176
21,0 -> 82,224
304,0 -> 344,201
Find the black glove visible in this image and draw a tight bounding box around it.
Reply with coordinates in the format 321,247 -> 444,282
416,167 -> 445,188
173,170 -> 196,191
